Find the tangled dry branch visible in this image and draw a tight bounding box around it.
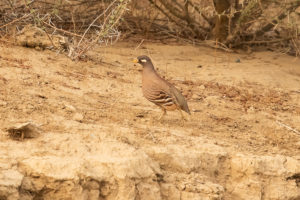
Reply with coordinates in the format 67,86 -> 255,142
141,0 -> 300,55
0,0 -> 131,60
0,0 -> 299,56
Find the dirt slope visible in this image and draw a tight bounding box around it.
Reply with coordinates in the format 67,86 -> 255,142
0,41 -> 300,200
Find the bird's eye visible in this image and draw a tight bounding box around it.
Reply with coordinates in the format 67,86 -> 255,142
140,59 -> 147,63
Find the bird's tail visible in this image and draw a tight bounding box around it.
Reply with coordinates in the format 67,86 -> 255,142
170,86 -> 191,115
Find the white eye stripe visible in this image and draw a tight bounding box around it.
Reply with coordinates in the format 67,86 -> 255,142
141,59 -> 147,63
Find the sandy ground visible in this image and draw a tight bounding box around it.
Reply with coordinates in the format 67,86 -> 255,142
1,41 -> 299,154
0,41 -> 300,199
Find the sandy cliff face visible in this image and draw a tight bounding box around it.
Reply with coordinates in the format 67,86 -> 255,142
0,41 -> 299,200
1,134 -> 299,200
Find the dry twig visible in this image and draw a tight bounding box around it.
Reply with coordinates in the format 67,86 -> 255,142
41,21 -> 82,38
276,121 -> 300,135
0,12 -> 33,29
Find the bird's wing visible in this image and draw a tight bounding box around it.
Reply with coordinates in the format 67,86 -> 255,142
170,85 -> 191,114
143,86 -> 174,107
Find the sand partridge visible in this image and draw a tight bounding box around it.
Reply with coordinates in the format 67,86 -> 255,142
133,55 -> 190,120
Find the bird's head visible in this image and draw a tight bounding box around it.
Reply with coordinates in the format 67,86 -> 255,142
132,55 -> 153,67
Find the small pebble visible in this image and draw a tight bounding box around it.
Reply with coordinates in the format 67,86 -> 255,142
192,94 -> 199,99
199,85 -> 206,90
64,104 -> 76,112
73,113 -> 84,122
136,114 -> 144,118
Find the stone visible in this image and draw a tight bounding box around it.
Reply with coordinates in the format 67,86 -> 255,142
0,169 -> 23,187
73,113 -> 84,122
64,104 -> 76,112
199,85 -> 206,90
192,93 -> 199,99
0,169 -> 23,200
6,122 -> 41,139
230,153 -> 300,200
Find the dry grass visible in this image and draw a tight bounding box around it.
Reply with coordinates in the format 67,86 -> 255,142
127,0 -> 300,55
0,0 -> 299,56
0,0 -> 131,60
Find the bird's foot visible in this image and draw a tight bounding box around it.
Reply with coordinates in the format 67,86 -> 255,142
158,109 -> 166,121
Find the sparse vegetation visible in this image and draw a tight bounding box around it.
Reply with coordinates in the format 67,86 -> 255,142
0,0 -> 131,60
0,0 -> 299,56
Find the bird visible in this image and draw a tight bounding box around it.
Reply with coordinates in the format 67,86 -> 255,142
133,55 -> 190,120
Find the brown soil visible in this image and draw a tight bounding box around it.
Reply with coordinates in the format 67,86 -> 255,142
0,40 -> 300,199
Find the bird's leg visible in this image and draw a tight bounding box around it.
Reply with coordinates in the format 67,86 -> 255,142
158,108 -> 166,121
179,109 -> 187,121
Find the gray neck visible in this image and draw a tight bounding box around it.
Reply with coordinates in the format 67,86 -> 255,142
142,61 -> 155,70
